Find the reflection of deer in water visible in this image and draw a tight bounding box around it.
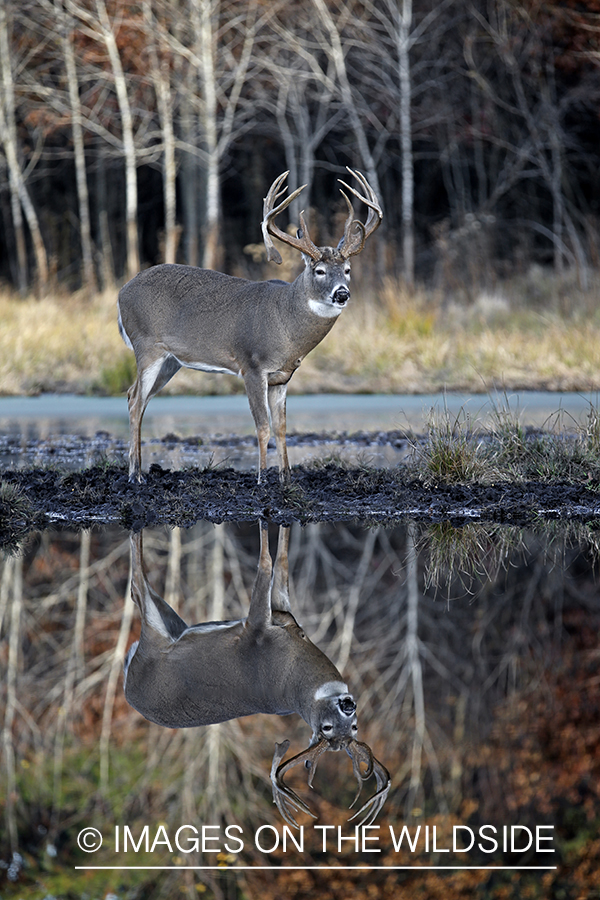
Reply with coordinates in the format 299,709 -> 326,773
124,524 -> 390,827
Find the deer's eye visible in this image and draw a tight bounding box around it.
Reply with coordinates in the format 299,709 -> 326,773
344,266 -> 351,276
322,724 -> 333,734
315,267 -> 326,276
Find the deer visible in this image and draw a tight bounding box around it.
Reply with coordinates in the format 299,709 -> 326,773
117,169 -> 382,483
123,523 -> 390,828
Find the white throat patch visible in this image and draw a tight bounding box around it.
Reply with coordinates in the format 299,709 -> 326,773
308,298 -> 344,319
313,680 -> 349,700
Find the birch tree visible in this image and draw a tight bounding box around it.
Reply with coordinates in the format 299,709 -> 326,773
93,0 -> 139,278
262,5 -> 343,224
394,0 -> 414,286
143,0 -> 178,264
0,0 -> 49,294
66,0 -> 142,279
311,0 -> 382,201
54,0 -> 95,289
159,0 -> 261,269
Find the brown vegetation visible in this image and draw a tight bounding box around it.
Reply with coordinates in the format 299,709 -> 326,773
2,272 -> 600,397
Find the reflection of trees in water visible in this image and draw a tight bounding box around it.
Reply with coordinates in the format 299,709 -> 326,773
1,521 -> 599,876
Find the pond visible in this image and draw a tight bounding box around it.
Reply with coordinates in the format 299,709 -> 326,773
1,390 -> 597,471
1,393 -> 599,898
1,518 -> 598,899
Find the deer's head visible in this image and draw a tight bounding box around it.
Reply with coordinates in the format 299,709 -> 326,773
261,169 -> 382,316
271,682 -> 389,829
308,688 -> 358,749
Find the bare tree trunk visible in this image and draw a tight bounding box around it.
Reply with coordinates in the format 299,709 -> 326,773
0,1 -> 48,294
144,0 -> 178,264
186,0 -> 257,270
8,170 -> 27,295
95,0 -> 139,279
180,90 -> 199,266
99,562 -> 135,796
165,526 -> 182,612
206,525 -> 225,814
311,0 -> 384,283
96,147 -> 115,288
397,0 -> 415,286
311,0 -> 381,200
56,0 -> 95,290
192,0 -> 221,270
2,556 -> 23,855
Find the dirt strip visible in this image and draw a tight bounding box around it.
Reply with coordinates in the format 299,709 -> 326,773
2,458 -> 600,549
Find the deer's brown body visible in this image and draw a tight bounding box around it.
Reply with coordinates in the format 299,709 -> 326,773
117,170 -> 382,483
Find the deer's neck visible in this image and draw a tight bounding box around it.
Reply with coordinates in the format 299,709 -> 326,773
272,635 -> 346,722
284,273 -> 341,338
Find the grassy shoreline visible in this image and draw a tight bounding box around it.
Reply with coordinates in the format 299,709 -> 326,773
1,272 -> 600,397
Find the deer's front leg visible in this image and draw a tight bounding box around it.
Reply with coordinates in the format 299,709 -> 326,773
246,521 -> 274,630
127,378 -> 145,483
243,368 -> 271,482
271,525 -> 292,612
268,382 -> 290,484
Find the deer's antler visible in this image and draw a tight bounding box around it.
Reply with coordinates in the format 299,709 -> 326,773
270,738 -> 329,829
271,736 -> 390,830
346,739 -> 391,828
337,168 -> 383,259
262,172 -> 322,264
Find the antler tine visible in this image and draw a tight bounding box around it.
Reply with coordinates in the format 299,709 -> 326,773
271,739 -> 329,829
262,172 -> 322,264
338,189 -> 367,257
345,740 -> 391,828
337,167 -> 383,258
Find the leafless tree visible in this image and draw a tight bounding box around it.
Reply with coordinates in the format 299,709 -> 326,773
54,0 -> 95,289
143,0 -> 178,264
0,1 -> 49,294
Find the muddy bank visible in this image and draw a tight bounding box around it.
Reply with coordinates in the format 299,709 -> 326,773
2,450 -> 600,548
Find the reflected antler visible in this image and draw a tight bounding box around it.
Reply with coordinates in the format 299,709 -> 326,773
346,739 -> 391,828
271,737 -> 391,829
262,172 -> 322,264
337,168 -> 383,259
271,738 -> 329,828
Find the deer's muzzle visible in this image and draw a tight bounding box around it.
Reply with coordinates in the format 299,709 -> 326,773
332,286 -> 350,305
338,695 -> 357,716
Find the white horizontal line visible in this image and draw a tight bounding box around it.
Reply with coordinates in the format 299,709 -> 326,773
75,865 -> 558,871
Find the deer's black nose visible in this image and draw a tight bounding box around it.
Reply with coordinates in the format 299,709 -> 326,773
338,695 -> 356,716
333,286 -> 350,305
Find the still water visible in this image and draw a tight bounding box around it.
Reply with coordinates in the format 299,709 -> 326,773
1,518 -> 598,898
1,391 -> 598,471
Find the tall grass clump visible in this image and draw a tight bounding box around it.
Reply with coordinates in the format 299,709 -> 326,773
488,395 -> 600,484
420,521 -> 524,593
411,404 -> 489,484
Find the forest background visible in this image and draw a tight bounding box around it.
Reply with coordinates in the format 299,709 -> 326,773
1,0 -> 600,395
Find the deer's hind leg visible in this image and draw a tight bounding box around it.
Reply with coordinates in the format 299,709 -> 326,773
128,351 -> 181,482
129,532 -> 188,640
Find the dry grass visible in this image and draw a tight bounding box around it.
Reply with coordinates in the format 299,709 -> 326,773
403,395 -> 600,487
0,288 -> 123,394
1,272 -> 600,396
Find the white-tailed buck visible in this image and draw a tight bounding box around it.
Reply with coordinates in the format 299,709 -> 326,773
118,169 -> 382,482
124,524 -> 390,828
